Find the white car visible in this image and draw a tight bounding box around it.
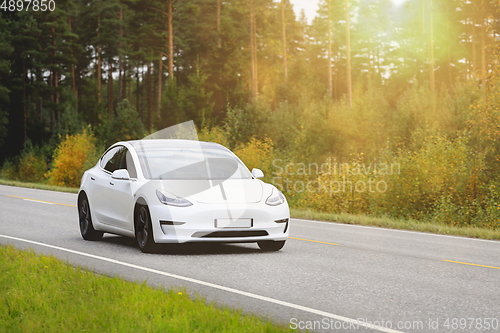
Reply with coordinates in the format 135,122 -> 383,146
78,139 -> 290,252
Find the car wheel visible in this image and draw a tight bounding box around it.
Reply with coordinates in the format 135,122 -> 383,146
135,205 -> 157,253
78,195 -> 103,241
257,240 -> 286,251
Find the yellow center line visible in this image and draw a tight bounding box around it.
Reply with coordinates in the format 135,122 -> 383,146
7,195 -> 77,208
442,260 -> 500,270
289,236 -> 339,246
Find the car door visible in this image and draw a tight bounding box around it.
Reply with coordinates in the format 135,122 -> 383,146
89,146 -> 122,226
105,148 -> 137,231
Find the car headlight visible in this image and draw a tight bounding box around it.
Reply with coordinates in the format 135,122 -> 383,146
265,188 -> 285,206
156,190 -> 193,207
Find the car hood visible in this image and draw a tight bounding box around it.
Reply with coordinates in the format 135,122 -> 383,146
155,179 -> 264,204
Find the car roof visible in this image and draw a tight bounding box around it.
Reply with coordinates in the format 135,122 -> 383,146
127,139 -> 226,151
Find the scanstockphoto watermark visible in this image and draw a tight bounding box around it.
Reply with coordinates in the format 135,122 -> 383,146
272,158 -> 400,195
289,317 -> 424,331
289,317 -> 499,331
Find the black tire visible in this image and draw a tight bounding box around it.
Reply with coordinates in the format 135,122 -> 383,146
78,194 -> 103,241
257,240 -> 286,251
135,205 -> 157,253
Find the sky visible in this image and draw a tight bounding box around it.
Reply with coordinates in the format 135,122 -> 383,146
288,0 -> 320,23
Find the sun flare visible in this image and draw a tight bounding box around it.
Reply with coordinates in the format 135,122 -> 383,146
390,0 -> 407,6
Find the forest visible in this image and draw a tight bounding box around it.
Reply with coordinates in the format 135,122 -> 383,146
1,0 -> 500,229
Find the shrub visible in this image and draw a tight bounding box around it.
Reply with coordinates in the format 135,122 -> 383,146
0,141 -> 46,182
468,64 -> 500,178
197,126 -> 230,147
17,142 -> 46,183
232,137 -> 274,181
101,100 -> 146,148
0,159 -> 17,180
225,99 -> 270,147
58,105 -> 85,138
380,135 -> 482,220
291,154 -> 390,214
47,129 -> 100,188
432,191 -> 500,230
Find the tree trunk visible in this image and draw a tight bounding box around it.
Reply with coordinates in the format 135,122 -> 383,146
249,0 -> 257,100
38,97 -> 42,122
447,13 -> 452,90
429,0 -> 435,91
281,0 -> 287,81
123,67 -> 126,101
136,68 -> 140,118
69,14 -> 77,99
472,18 -> 476,78
168,0 -> 174,79
481,8 -> 486,99
128,67 -> 131,102
153,63 -> 156,119
118,6 -> 123,106
334,49 -> 338,100
52,27 -> 59,128
376,47 -> 381,81
253,6 -> 258,96
50,73 -> 54,131
158,57 -> 162,119
346,0 -> 352,108
327,0 -> 332,97
421,0 -> 426,86
217,0 -> 221,48
147,62 -> 152,132
481,13 -> 486,79
97,13 -> 102,104
23,58 -> 26,144
368,49 -> 372,84
36,67 -> 42,121
108,61 -> 113,116
250,0 -> 255,99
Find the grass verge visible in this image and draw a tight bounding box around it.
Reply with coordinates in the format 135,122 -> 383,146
0,244 -> 292,333
292,208 -> 500,240
0,178 -> 79,193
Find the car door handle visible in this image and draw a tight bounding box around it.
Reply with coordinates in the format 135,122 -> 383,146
91,177 -> 95,181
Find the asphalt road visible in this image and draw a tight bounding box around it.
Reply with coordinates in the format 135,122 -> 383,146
1,184 -> 499,333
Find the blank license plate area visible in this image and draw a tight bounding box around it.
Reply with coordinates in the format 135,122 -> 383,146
215,218 -> 253,228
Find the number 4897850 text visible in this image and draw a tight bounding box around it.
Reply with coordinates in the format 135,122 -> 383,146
1,0 -> 56,11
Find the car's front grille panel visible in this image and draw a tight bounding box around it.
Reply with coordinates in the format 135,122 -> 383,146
192,230 -> 269,238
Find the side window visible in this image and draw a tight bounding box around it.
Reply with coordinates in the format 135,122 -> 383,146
125,150 -> 138,178
116,148 -> 138,179
100,146 -> 122,173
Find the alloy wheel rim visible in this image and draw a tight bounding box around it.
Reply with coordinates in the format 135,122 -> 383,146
80,200 -> 89,234
138,207 -> 148,248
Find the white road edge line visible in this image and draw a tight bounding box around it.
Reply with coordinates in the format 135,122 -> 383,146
0,234 -> 405,333
292,218 -> 500,244
23,199 -> 54,205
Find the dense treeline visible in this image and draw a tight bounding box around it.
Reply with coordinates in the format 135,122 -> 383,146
1,0 -> 500,227
0,0 -> 498,154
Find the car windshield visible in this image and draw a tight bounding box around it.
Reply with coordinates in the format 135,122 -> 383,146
132,141 -> 252,180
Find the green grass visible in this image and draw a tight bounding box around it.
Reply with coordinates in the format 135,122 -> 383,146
0,244 -> 292,333
291,208 -> 500,240
0,178 -> 79,193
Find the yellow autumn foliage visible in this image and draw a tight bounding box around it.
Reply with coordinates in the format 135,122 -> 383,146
233,137 -> 274,180
47,130 -> 100,188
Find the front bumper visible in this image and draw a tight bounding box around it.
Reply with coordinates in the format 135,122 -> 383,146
148,201 -> 290,244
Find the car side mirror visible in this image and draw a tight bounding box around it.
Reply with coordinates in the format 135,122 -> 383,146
112,169 -> 130,180
252,168 -> 264,179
